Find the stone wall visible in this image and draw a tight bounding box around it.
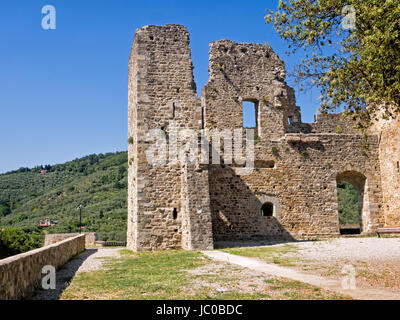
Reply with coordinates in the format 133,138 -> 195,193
0,234 -> 85,300
209,134 -> 383,241
203,40 -> 296,141
203,38 -> 383,241
127,25 -> 203,251
127,24 -> 388,251
181,164 -> 214,250
370,115 -> 400,226
287,114 -> 358,134
44,233 -> 96,247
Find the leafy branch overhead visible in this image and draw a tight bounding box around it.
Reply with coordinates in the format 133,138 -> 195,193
266,0 -> 400,127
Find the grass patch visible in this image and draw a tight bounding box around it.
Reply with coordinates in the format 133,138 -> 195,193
62,250 -> 206,300
60,249 -> 348,300
220,244 -> 300,266
264,279 -> 348,300
268,279 -> 311,290
61,250 -> 275,300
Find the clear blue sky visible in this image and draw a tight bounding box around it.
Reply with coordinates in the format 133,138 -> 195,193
0,0 -> 321,173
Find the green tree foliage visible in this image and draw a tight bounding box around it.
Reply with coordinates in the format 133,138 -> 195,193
0,200 -> 11,217
266,0 -> 400,127
0,227 -> 41,258
337,181 -> 359,226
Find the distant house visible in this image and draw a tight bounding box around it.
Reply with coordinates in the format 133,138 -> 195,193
40,170 -> 48,175
38,218 -> 58,228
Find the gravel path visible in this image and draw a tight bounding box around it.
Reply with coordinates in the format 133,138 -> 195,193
31,248 -> 121,300
74,248 -> 122,273
211,238 -> 400,299
293,238 -> 400,262
217,238 -> 400,263
204,249 -> 400,300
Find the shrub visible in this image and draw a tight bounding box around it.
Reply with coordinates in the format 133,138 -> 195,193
0,202 -> 11,217
301,150 -> 309,156
0,227 -> 41,257
361,149 -> 368,157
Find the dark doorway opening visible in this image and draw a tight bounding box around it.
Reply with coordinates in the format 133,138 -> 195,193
337,180 -> 361,235
261,202 -> 274,217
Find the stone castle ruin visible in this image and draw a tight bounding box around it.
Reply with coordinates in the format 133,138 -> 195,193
127,24 -> 400,251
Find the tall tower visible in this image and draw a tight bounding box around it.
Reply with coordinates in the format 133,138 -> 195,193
127,25 -> 213,251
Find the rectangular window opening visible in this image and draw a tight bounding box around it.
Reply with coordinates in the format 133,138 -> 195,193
242,101 -> 257,129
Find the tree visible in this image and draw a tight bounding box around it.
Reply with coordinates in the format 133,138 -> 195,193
0,227 -> 41,257
0,201 -> 11,217
337,181 -> 359,225
266,0 -> 400,127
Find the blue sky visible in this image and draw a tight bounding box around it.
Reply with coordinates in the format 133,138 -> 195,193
0,0 -> 322,173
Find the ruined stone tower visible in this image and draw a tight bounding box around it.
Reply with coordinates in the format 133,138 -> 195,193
128,24 -> 396,251
127,25 -> 213,251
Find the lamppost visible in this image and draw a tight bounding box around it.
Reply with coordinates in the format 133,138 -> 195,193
77,205 -> 82,234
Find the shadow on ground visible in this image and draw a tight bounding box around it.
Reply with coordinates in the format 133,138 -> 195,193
30,249 -> 98,300
213,239 -> 316,249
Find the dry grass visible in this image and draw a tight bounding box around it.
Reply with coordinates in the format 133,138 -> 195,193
300,260 -> 400,293
60,249 -> 348,300
220,244 -> 302,266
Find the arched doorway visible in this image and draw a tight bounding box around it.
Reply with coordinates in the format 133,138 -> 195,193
261,202 -> 274,217
256,195 -> 281,219
336,171 -> 367,234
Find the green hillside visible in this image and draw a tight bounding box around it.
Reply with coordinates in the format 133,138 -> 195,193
0,152 -> 128,242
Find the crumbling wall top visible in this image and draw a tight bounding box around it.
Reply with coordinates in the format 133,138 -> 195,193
208,40 -> 286,83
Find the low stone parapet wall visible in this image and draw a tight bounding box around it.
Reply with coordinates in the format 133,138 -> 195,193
95,241 -> 127,247
44,233 -> 96,247
0,234 -> 85,300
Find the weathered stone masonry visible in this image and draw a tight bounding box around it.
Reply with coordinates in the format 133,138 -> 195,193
0,234 -> 85,300
127,24 -> 397,251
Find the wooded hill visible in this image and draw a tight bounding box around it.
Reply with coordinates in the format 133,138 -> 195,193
0,152 -> 128,241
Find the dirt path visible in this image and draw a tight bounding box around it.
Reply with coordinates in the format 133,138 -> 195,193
32,248 -> 121,300
203,250 -> 400,300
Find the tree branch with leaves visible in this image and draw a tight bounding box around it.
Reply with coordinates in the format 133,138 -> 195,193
266,0 -> 400,128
